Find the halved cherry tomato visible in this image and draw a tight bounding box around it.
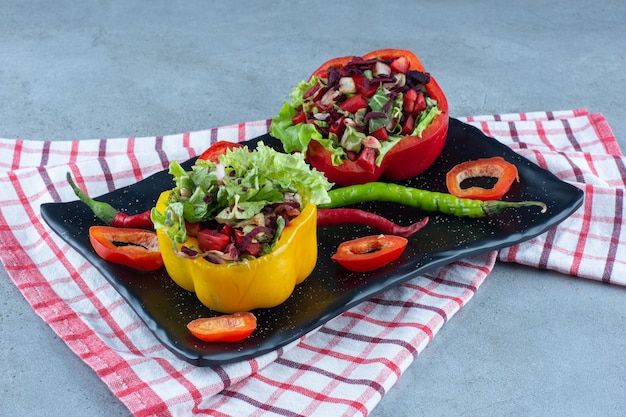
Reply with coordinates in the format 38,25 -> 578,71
187,312 -> 257,342
331,234 -> 408,273
446,156 -> 519,201
197,141 -> 244,163
88,226 -> 163,271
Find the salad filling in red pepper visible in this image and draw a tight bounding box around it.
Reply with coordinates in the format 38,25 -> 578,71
270,48 -> 449,185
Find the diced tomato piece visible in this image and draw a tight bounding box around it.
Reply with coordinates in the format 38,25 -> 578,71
244,241 -> 262,257
219,224 -> 233,236
353,75 -> 378,98
403,89 -> 417,114
413,92 -> 426,115
401,114 -> 415,135
339,94 -> 368,113
329,115 -> 346,137
185,220 -> 201,237
197,229 -> 231,252
291,111 -> 307,125
355,147 -> 377,173
371,127 -> 388,141
233,229 -> 245,245
390,56 -> 410,74
233,229 -> 262,256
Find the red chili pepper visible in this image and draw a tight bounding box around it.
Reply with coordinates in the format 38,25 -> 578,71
67,172 -> 154,229
111,210 -> 153,229
331,234 -> 408,273
317,208 -> 428,238
446,156 -> 519,201
197,141 -> 244,163
187,312 -> 257,342
88,226 -> 163,271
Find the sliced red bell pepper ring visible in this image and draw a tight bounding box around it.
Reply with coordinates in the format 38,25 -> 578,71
445,156 -> 519,201
187,312 -> 257,342
88,226 -> 164,271
305,48 -> 449,185
331,234 -> 408,273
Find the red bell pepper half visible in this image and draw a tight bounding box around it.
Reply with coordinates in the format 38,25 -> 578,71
331,234 -> 408,273
446,156 -> 519,201
88,226 -> 164,271
270,48 -> 449,186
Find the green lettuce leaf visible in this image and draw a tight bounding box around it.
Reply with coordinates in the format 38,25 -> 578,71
154,142 -> 332,248
269,77 -> 323,154
367,86 -> 392,133
270,101 -> 323,154
220,142 -> 332,206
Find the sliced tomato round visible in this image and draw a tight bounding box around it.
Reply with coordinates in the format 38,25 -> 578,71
187,312 -> 257,342
197,141 -> 244,163
331,234 -> 408,273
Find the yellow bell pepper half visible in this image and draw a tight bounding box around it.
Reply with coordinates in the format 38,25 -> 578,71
154,191 -> 318,313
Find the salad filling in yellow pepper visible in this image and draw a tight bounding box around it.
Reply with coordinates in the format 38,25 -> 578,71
151,143 -> 332,313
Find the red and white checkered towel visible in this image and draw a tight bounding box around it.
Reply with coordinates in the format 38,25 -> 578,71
0,109 -> 623,416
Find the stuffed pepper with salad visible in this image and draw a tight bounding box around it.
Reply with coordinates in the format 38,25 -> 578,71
151,143 -> 332,313
270,48 -> 449,186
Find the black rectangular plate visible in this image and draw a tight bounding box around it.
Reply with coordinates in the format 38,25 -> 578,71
41,118 -> 583,366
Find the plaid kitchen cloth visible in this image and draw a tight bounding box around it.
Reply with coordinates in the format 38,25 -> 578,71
0,108 -> 623,416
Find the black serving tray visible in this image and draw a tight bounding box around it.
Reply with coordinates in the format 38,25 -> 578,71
41,118 -> 584,366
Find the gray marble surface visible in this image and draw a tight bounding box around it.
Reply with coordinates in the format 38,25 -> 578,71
2,1 -> 625,416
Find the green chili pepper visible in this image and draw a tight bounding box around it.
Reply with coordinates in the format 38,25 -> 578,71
66,172 -> 154,229
320,182 -> 547,218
